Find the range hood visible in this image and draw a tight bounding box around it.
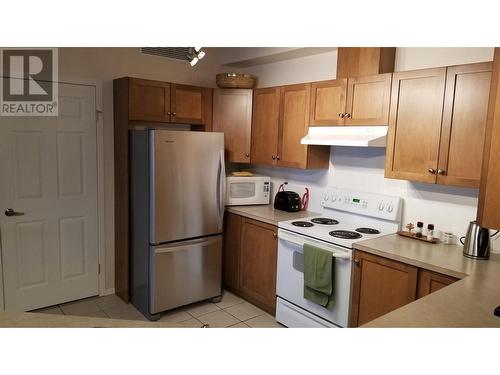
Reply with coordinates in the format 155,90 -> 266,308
301,126 -> 388,147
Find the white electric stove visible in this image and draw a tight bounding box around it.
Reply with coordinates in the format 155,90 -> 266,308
276,187 -> 403,328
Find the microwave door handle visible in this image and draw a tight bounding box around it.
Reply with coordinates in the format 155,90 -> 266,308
216,149 -> 225,230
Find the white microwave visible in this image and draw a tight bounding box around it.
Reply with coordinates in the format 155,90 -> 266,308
226,175 -> 271,206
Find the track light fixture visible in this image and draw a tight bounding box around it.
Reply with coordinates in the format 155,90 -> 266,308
187,47 -> 205,66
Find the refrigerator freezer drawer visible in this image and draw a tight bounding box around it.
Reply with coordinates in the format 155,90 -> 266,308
150,235 -> 222,314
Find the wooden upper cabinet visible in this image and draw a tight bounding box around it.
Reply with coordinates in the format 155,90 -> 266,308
278,84 -> 311,168
251,87 -> 281,166
337,47 -> 396,79
345,73 -> 392,126
239,217 -> 278,314
478,48 -> 500,230
309,79 -> 347,126
171,84 -> 205,124
213,89 -> 252,163
350,250 -> 418,327
127,78 -> 211,126
385,68 -> 447,183
417,269 -> 459,299
129,78 -> 170,122
437,62 -> 492,188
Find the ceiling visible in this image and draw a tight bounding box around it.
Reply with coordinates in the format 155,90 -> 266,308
205,47 -> 337,68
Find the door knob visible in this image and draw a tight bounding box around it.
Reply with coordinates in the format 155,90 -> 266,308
428,168 -> 436,174
167,111 -> 172,115
344,113 -> 351,119
172,112 -> 176,116
245,153 -> 249,158
273,233 -> 277,239
338,113 -> 345,118
437,169 -> 446,175
271,155 -> 276,160
5,208 -> 24,217
276,155 -> 281,161
353,258 -> 360,265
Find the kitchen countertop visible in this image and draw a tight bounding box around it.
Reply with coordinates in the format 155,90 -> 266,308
225,205 -> 318,226
353,234 -> 500,327
0,311 -> 204,328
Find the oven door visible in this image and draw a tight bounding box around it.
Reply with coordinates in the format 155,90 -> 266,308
276,229 -> 352,327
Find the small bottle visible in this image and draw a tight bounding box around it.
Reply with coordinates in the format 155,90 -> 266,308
415,222 -> 424,238
427,224 -> 435,241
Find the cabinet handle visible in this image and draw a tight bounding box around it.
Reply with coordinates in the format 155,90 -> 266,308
353,258 -> 360,265
276,155 -> 280,161
272,155 -> 276,160
172,112 -> 176,116
338,113 -> 345,118
428,168 -> 436,174
437,169 -> 446,175
167,111 -> 172,115
245,153 -> 249,158
273,233 -> 277,239
344,113 -> 351,119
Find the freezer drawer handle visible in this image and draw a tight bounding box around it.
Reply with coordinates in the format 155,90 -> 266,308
279,232 -> 351,260
153,236 -> 221,254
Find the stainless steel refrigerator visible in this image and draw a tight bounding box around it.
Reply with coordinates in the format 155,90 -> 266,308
130,129 -> 225,321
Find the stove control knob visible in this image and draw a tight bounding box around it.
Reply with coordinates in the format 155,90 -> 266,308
344,197 -> 349,203
378,202 -> 385,211
387,205 -> 394,213
331,194 -> 337,202
323,194 -> 329,201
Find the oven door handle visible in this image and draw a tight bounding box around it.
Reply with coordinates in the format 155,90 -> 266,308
278,232 -> 352,260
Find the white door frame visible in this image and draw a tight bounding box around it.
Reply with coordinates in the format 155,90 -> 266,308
0,76 -> 109,311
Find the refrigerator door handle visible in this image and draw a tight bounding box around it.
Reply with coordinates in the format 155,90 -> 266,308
216,149 -> 226,230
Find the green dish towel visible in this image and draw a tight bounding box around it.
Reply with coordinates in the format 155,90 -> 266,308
303,243 -> 335,309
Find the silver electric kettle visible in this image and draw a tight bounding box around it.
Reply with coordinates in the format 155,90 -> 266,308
461,221 -> 491,259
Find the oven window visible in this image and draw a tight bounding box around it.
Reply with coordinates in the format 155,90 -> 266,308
230,183 -> 256,198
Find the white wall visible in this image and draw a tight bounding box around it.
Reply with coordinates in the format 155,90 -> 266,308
58,48 -> 231,290
244,47 -> 498,249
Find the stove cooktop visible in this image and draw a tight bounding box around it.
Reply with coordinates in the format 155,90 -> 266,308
279,215 -> 397,248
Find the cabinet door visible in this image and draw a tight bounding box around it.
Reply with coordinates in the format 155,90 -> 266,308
277,83 -> 311,168
129,78 -> 170,122
437,62 -> 492,188
478,48 -> 500,230
351,251 -> 418,327
170,84 -> 205,124
385,68 -> 446,183
223,212 -> 242,291
417,269 -> 459,299
251,87 -> 280,166
239,218 -> 277,314
345,73 -> 392,126
309,79 -> 347,126
213,89 -> 252,163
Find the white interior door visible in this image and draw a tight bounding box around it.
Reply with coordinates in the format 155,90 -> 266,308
0,82 -> 99,311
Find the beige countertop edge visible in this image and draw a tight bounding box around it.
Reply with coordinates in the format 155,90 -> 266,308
353,234 -> 500,328
0,312 -> 203,328
225,205 -> 318,226
353,239 -> 469,279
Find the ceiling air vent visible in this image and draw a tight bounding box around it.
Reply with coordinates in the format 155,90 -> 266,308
140,47 -> 191,61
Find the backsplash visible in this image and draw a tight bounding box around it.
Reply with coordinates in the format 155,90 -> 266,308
244,147 -> 500,251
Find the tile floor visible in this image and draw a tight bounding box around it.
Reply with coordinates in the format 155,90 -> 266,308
32,290 -> 284,328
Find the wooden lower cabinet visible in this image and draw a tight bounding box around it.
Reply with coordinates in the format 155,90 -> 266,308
222,213 -> 278,315
350,250 -> 418,327
223,212 -> 242,290
417,269 -> 459,299
351,250 -> 461,326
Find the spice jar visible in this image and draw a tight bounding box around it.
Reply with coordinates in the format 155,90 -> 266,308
427,224 -> 435,241
415,222 -> 424,238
